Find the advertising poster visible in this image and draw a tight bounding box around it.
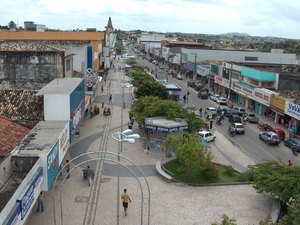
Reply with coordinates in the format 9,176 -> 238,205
47,141 -> 59,189
17,168 -> 43,220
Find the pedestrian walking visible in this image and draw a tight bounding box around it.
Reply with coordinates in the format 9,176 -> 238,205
83,165 -> 93,186
210,119 -> 213,130
288,160 -> 293,167
101,85 -> 104,93
65,160 -> 71,179
121,189 -> 132,216
109,94 -> 112,104
199,107 -> 202,116
183,95 -> 186,103
37,192 -> 44,212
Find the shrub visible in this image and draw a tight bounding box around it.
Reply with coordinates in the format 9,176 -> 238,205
224,165 -> 235,176
238,169 -> 254,182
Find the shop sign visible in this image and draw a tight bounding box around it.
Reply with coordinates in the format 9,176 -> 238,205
215,77 -> 230,88
233,82 -> 254,97
86,45 -> 93,94
253,88 -> 272,106
47,141 -> 59,189
270,95 -> 285,112
197,65 -> 210,76
285,102 -> 300,120
17,168 -> 43,220
5,202 -> 21,225
59,125 -> 69,152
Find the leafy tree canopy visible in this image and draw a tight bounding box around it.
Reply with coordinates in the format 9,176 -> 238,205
249,160 -> 300,203
134,81 -> 169,99
130,96 -> 203,132
164,132 -> 212,177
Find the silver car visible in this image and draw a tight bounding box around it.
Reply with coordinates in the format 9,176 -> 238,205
245,113 -> 259,123
231,123 -> 245,134
259,131 -> 280,145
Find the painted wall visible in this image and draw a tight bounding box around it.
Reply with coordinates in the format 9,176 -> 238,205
0,51 -> 64,90
241,67 -> 276,81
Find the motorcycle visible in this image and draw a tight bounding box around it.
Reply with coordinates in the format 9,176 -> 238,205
228,127 -> 236,137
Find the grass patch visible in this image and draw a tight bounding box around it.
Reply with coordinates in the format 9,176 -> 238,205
164,159 -> 245,184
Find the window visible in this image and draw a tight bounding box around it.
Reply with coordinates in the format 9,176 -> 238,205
66,59 -> 71,71
245,56 -> 258,61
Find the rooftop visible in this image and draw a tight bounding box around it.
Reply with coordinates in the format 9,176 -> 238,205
0,90 -> 43,128
37,77 -> 83,95
0,115 -> 30,157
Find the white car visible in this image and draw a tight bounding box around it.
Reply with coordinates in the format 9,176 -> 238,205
198,130 -> 216,142
210,94 -> 220,101
216,97 -> 227,105
205,107 -> 217,116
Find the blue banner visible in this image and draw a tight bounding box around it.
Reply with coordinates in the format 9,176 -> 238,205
17,168 -> 43,220
86,45 -> 93,94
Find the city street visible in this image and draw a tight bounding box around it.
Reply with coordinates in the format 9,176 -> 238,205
133,50 -> 300,166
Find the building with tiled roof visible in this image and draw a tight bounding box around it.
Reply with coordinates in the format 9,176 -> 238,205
0,90 -> 43,128
0,114 -> 30,157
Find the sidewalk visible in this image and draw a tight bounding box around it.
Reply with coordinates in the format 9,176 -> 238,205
26,59 -> 275,225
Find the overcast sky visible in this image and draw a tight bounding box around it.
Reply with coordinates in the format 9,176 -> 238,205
1,0 -> 300,39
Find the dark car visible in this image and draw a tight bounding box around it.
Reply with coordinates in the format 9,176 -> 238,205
197,91 -> 209,99
284,137 -> 300,152
229,115 -> 242,123
259,131 -> 281,145
222,108 -> 238,117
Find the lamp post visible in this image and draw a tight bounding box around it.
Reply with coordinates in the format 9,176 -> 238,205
113,81 -> 138,225
112,129 -> 140,225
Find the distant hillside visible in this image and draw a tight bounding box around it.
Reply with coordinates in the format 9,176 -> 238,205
221,32 -> 251,37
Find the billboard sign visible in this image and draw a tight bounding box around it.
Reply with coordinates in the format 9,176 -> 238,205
86,45 -> 93,94
47,141 -> 59,189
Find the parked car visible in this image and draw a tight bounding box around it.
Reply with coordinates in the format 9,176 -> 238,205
198,130 -> 216,142
259,131 -> 281,145
188,80 -> 197,88
284,137 -> 300,152
210,94 -> 220,101
229,115 -> 242,123
245,113 -> 259,123
234,107 -> 247,116
216,97 -> 227,105
198,91 -> 209,99
222,108 -> 238,117
272,128 -> 286,141
205,107 -> 217,116
230,123 -> 245,134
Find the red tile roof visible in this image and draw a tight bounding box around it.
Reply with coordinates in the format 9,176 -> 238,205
0,114 -> 30,157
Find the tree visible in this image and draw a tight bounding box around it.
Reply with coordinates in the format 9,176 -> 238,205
249,160 -> 300,203
164,133 -> 212,178
134,81 -> 169,99
249,161 -> 300,225
130,96 -> 203,132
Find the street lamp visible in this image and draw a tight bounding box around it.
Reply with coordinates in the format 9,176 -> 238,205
113,81 -> 138,225
112,129 -> 140,225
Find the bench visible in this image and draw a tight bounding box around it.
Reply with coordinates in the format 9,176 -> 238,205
155,161 -> 172,182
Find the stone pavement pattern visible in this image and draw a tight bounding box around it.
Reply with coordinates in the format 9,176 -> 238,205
25,59 -> 275,225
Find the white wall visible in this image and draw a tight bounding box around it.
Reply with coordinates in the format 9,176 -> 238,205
0,159 -> 42,225
44,94 -> 70,121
